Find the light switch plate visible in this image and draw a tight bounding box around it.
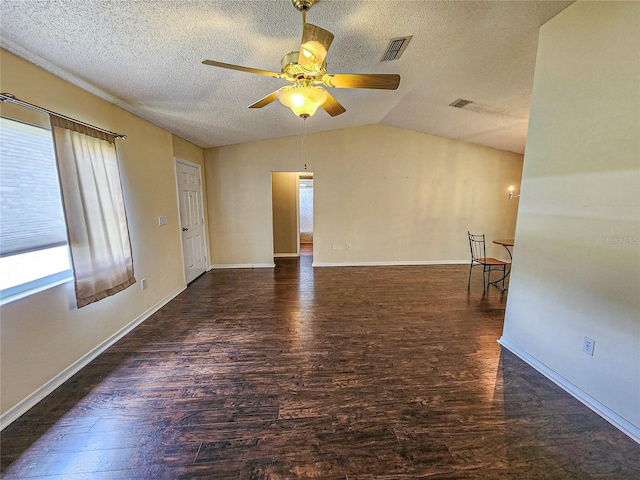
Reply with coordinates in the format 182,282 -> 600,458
158,216 -> 168,226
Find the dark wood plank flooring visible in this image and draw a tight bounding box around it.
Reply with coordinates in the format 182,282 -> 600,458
2,257 -> 639,479
300,243 -> 313,256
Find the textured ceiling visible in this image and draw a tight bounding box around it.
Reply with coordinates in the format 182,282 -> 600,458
0,0 -> 574,153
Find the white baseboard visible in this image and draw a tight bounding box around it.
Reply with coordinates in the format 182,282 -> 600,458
274,253 -> 299,258
0,286 -> 186,431
498,337 -> 640,444
312,260 -> 469,267
209,263 -> 275,269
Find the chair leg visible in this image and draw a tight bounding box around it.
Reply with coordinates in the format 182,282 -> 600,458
483,266 -> 487,293
468,263 -> 473,287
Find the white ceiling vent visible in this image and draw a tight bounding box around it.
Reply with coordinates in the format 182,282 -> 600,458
381,36 -> 412,61
449,98 -> 474,109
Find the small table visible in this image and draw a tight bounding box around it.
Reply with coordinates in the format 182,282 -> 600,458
490,239 -> 514,289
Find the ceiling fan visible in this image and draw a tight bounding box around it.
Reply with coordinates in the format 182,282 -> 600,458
202,0 -> 401,118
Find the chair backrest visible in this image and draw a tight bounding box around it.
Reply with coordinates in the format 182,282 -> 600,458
468,231 -> 487,262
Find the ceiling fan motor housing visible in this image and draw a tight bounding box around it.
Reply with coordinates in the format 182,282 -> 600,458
281,52 -> 326,80
282,52 -> 302,73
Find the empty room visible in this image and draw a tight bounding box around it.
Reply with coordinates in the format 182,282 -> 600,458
1,1 -> 639,478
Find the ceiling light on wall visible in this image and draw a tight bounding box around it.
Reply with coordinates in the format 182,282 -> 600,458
278,84 -> 328,118
508,185 -> 520,200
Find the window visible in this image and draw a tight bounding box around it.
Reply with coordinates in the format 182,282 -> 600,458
0,116 -> 72,302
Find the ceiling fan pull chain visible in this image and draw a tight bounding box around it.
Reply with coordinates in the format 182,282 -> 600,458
302,116 -> 307,170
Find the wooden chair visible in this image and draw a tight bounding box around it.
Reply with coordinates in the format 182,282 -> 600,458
467,231 -> 509,292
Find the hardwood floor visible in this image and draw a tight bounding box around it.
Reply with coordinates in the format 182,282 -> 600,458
300,243 -> 313,256
2,257 -> 639,479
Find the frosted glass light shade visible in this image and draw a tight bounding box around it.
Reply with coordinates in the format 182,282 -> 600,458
279,85 -> 328,118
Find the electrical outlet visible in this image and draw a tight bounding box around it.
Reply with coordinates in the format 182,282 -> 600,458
158,216 -> 168,226
582,336 -> 595,356
332,244 -> 336,250
346,244 -> 351,250
141,278 -> 147,290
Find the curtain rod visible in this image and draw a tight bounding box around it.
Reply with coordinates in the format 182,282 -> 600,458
0,92 -> 127,139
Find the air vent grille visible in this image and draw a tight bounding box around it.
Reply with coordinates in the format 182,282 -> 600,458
449,98 -> 473,108
381,36 -> 412,61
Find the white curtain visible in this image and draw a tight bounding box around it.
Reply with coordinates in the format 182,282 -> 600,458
50,116 -> 135,308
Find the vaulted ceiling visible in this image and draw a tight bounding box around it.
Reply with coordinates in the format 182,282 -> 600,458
0,0 -> 573,153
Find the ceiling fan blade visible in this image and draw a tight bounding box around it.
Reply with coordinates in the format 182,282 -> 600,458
248,89 -> 283,109
323,73 -> 401,90
202,60 -> 281,78
298,23 -> 334,71
321,92 -> 346,117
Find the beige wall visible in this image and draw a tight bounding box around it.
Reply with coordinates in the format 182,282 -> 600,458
205,124 -> 522,267
272,172 -> 299,255
502,1 -> 640,432
0,50 -> 206,417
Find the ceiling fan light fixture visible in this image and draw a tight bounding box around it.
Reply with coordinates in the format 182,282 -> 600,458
279,85 -> 328,118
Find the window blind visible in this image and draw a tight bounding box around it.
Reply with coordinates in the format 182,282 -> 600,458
0,117 -> 68,257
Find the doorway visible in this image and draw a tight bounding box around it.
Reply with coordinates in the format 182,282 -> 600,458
271,172 -> 313,258
175,158 -> 207,283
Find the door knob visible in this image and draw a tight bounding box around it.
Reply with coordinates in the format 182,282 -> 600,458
182,227 -> 188,232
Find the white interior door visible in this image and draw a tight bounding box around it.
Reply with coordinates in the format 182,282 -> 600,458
176,160 -> 206,283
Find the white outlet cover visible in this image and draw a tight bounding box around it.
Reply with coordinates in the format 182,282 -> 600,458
158,216 -> 168,226
582,337 -> 595,356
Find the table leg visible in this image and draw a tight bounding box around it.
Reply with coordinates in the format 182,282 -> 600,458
489,245 -> 512,290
